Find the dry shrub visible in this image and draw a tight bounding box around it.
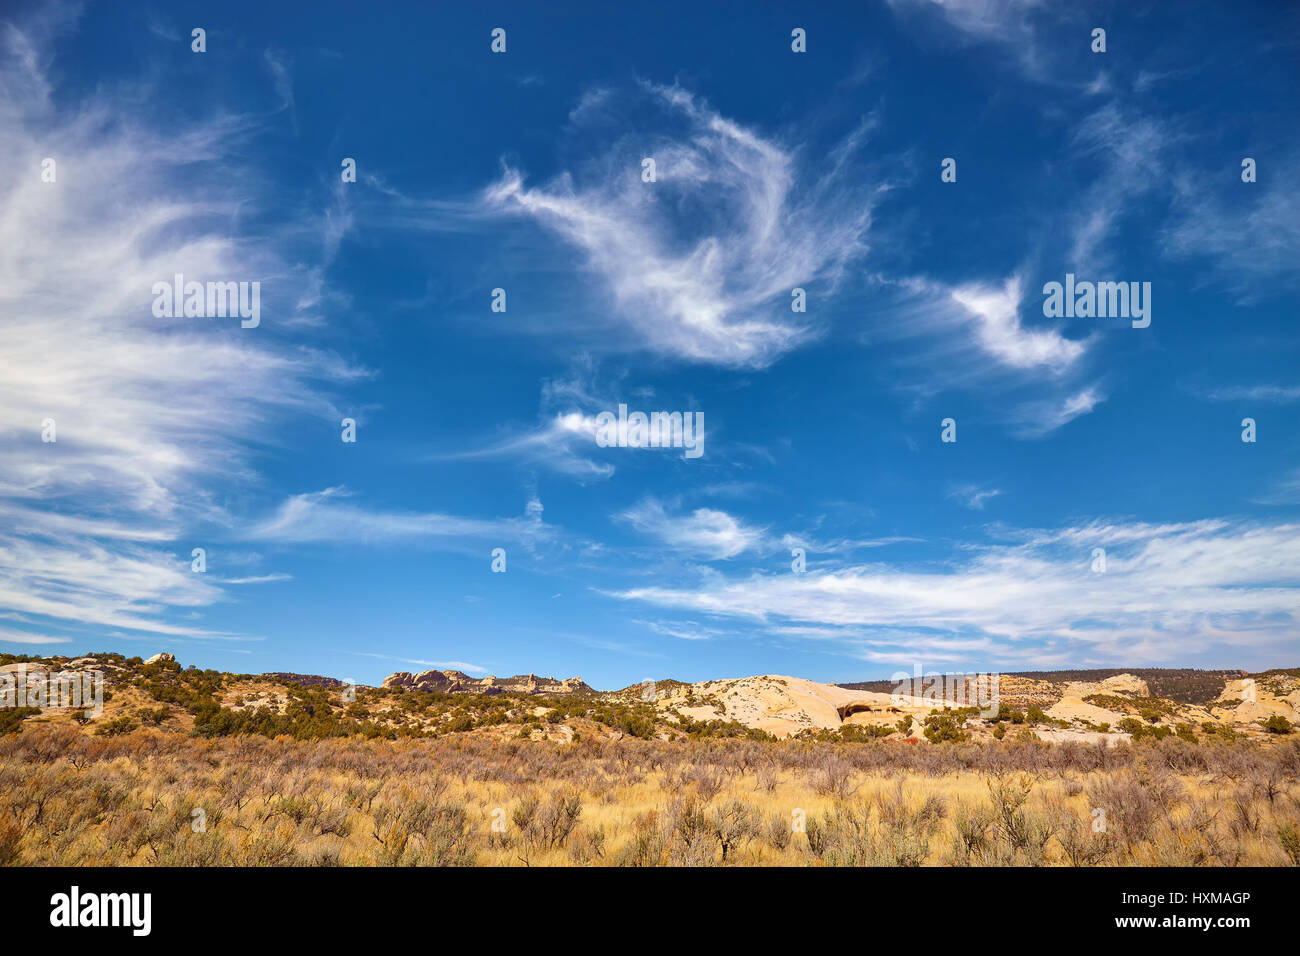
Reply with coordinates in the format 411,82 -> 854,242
0,724 -> 1295,866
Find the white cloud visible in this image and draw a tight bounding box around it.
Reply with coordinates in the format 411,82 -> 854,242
641,620 -> 721,642
617,498 -> 765,560
0,536 -> 230,639
1068,105 -> 1170,271
221,574 -> 293,585
951,277 -> 1085,372
1253,469 -> 1300,506
778,532 -> 920,555
948,485 -> 1003,510
262,49 -> 295,114
483,83 -> 876,368
1205,384 -> 1300,404
1013,386 -> 1104,437
852,275 -> 1100,442
609,518 -> 1300,667
248,487 -> 553,548
350,652 -> 490,676
436,412 -> 615,480
886,0 -> 1050,76
1163,170 -> 1300,295
0,20 -> 355,644
433,363 -> 627,479
0,629 -> 71,645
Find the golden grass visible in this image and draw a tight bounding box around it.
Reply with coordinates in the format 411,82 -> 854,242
2,726 -> 1297,866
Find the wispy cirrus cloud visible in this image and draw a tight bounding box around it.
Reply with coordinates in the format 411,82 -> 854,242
640,620 -> 725,642
951,277 -> 1086,372
948,484 -> 1003,510
434,412 -> 615,480
0,13 -> 355,646
610,518 -> 1300,667
1203,384 -> 1300,404
1253,470 -> 1300,507
0,628 -> 72,645
888,0 -> 1045,43
349,651 -> 490,676
867,274 -> 1101,436
1067,104 -> 1172,272
0,536 -> 230,639
1012,386 -> 1105,438
1163,169 -> 1300,297
248,487 -> 555,549
431,364 -> 618,479
482,82 -> 877,368
885,0 -> 1052,78
616,497 -> 765,561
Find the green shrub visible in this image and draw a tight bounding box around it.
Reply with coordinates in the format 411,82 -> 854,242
444,712 -> 475,733
923,712 -> 969,743
1263,715 -> 1293,734
995,704 -> 1025,724
0,707 -> 41,735
836,723 -> 895,742
94,716 -> 136,737
1118,716 -> 1172,741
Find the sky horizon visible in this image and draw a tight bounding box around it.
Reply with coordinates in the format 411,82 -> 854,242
3,1 -> 1298,690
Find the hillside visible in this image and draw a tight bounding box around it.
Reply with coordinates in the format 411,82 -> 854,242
3,652 -> 1299,869
382,669 -> 593,696
838,668 -> 1247,705
2,652 -> 1296,746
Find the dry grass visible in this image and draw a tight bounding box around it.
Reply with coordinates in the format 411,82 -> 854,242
2,726 -> 1297,866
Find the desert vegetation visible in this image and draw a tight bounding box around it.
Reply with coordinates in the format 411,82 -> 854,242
3,652 -> 1296,867
2,725 -> 1297,867
842,669 -> 1255,705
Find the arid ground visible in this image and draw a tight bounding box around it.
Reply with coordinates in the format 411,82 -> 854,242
2,653 -> 1298,866
3,726 -> 1300,866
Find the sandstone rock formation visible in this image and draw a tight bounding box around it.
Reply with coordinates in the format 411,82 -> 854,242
659,674 -> 944,739
381,670 -> 592,696
1213,675 -> 1300,724
1046,673 -> 1152,724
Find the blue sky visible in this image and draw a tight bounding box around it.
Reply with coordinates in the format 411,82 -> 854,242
2,0 -> 1298,688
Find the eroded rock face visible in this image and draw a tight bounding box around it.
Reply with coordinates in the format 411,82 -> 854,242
1047,674 -> 1153,725
381,671 -> 463,693
1097,673 -> 1151,696
381,670 -> 592,696
1214,676 -> 1300,723
144,653 -> 176,666
261,673 -> 347,689
1056,674 -> 1148,698
661,675 -> 930,739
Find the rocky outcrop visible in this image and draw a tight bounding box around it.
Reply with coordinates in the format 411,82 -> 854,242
144,653 -> 176,666
1213,676 -> 1299,723
1076,673 -> 1151,697
663,675 -> 936,739
1047,674 -> 1153,725
382,671 -> 474,693
381,670 -> 592,696
262,673 -> 349,689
